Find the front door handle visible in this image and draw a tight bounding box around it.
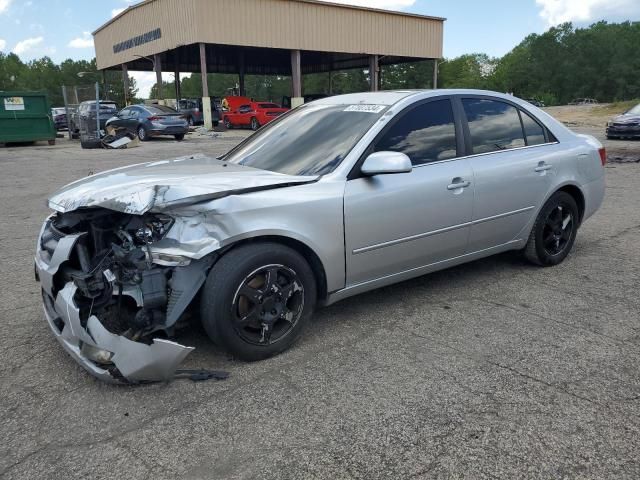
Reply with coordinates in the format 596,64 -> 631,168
535,162 -> 552,172
447,179 -> 471,191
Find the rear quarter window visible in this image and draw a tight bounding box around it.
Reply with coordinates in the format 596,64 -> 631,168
520,110 -> 547,146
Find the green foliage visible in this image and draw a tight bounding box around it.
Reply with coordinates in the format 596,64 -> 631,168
0,53 -> 138,107
490,21 -> 640,104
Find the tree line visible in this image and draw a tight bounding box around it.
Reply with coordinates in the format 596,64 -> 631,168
1,21 -> 638,108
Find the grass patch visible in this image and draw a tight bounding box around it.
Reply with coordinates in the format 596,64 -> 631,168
594,99 -> 639,116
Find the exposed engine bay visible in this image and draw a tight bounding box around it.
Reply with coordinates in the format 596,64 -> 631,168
36,208 -> 216,383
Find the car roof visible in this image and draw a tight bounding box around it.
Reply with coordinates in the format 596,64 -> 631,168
313,89 -> 541,107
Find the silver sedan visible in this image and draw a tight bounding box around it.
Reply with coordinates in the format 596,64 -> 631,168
35,90 -> 606,383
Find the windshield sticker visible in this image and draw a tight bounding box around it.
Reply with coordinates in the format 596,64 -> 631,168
344,104 -> 386,113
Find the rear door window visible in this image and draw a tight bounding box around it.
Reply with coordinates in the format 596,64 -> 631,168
462,99 -> 526,154
374,99 -> 458,166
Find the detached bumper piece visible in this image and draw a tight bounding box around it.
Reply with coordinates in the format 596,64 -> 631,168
34,213 -> 203,384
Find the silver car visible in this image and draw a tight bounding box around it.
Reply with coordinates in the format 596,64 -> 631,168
35,90 -> 606,383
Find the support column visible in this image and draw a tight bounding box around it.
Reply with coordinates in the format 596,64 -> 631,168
433,59 -> 439,89
199,43 -> 212,129
291,49 -> 303,108
101,70 -> 107,100
154,54 -> 163,103
369,55 -> 379,92
174,67 -> 181,104
122,64 -> 129,106
238,49 -> 246,97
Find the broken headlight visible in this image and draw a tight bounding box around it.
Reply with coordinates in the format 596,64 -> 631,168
130,214 -> 174,246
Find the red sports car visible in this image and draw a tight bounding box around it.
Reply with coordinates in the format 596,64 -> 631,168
223,102 -> 288,130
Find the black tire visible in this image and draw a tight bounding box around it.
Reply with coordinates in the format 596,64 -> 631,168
201,242 -> 317,361
80,139 -> 102,149
223,117 -> 232,129
524,191 -> 579,267
137,125 -> 148,141
188,116 -> 194,127
48,139 -> 56,146
174,133 -> 185,141
250,117 -> 260,131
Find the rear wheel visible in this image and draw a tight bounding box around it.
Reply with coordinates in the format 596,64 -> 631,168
223,117 -> 232,129
250,117 -> 260,131
188,116 -> 194,127
524,191 -> 579,266
137,125 -> 148,141
201,243 -> 317,361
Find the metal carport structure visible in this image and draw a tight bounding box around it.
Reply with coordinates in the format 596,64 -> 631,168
93,0 -> 445,125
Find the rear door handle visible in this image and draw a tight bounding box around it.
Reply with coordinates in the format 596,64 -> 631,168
447,180 -> 471,191
535,162 -> 552,172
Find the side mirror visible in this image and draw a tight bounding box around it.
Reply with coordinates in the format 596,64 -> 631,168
361,151 -> 412,176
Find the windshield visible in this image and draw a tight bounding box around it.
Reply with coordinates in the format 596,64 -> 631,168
224,103 -> 387,176
626,104 -> 640,115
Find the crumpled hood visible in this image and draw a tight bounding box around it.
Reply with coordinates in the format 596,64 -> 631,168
48,153 -> 318,214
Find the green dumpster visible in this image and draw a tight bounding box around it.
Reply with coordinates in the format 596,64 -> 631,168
0,91 -> 56,145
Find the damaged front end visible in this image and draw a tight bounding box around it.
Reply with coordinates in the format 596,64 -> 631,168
35,208 -> 214,383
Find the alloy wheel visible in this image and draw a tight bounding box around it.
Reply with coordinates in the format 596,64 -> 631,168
542,204 -> 574,256
231,264 -> 304,346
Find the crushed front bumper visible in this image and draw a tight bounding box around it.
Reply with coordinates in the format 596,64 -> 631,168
35,223 -> 194,384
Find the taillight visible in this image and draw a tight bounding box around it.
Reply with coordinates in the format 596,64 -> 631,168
148,116 -> 161,121
598,147 -> 607,166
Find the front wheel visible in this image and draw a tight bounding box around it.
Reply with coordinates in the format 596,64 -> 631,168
223,117 -> 232,129
174,133 -> 185,141
524,191 -> 579,266
201,243 -> 317,361
250,117 -> 260,131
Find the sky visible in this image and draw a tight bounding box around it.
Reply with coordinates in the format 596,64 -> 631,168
1,0 -> 639,97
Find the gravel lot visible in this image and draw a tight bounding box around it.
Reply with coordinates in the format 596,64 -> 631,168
1,124 -> 639,479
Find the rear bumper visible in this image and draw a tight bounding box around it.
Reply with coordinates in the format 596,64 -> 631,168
148,126 -> 188,136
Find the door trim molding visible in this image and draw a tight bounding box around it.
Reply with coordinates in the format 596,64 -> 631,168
325,239 -> 524,306
352,205 -> 534,255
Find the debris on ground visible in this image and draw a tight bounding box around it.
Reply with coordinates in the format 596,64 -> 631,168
191,126 -> 221,138
101,125 -> 140,149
